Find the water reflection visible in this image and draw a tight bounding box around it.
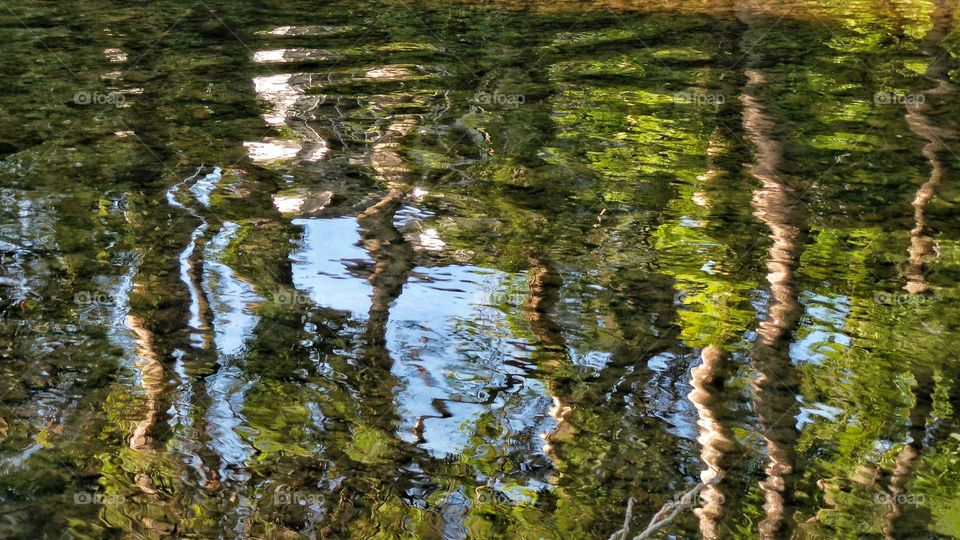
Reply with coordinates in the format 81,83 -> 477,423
903,0 -> 957,295
2,0 -> 960,537
292,217 -> 375,318
883,2 -> 958,536
688,346 -> 733,539
741,64 -> 804,539
388,266 -> 551,456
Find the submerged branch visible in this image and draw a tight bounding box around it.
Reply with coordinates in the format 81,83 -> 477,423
608,476 -> 722,540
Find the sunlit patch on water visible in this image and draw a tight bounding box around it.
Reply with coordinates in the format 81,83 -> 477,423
244,139 -> 303,163
252,74 -> 310,127
415,228 -> 446,252
253,48 -> 333,63
259,25 -> 353,37
103,48 -> 127,63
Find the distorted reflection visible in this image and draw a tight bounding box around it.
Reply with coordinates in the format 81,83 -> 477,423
253,48 -> 333,64
2,0 -> 960,538
742,64 -> 803,540
292,217 -> 375,318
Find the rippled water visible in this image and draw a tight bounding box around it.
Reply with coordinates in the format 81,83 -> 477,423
2,0 -> 960,538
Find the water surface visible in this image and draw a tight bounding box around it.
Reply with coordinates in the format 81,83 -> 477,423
2,0 -> 960,538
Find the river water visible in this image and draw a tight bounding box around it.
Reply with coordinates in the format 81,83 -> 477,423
1,0 -> 960,538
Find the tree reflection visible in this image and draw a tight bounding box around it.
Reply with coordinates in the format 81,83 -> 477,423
740,59 -> 804,537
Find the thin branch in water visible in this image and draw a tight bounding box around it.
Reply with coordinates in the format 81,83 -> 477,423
608,476 -> 721,540
607,497 -> 635,540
